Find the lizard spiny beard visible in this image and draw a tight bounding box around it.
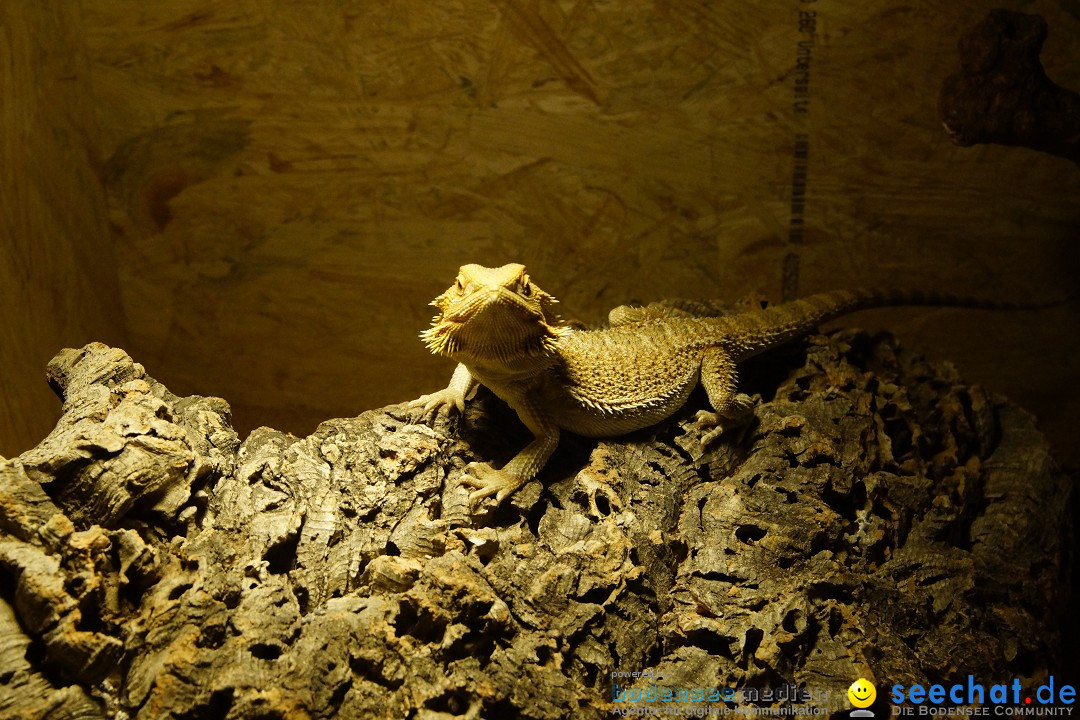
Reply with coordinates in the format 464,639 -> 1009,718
421,306 -> 565,363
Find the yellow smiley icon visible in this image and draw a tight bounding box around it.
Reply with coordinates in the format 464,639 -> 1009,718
848,678 -> 876,708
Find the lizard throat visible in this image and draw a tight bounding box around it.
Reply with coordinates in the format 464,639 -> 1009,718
422,320 -> 565,363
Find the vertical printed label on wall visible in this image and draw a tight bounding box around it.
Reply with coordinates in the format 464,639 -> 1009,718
785,0 -> 817,300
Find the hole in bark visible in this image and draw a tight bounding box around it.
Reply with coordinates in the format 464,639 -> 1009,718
743,627 -> 763,659
66,574 -> 87,596
23,638 -> 46,666
393,600 -> 445,644
916,573 -> 948,587
485,698 -> 519,717
577,586 -> 611,605
385,540 -> 401,556
223,589 -> 242,609
809,531 -> 832,556
850,481 -> 868,512
196,623 -> 227,649
685,628 -> 735,658
799,451 -> 835,469
394,599 -> 418,635
880,403 -> 914,458
295,586 -> 310,614
670,539 -> 689,563
778,556 -> 794,569
782,609 -> 804,633
536,644 -> 552,665
329,677 -> 352,709
249,642 -> 283,660
175,688 -> 235,720
423,686 -> 470,716
471,538 -> 499,566
168,582 -> 193,601
264,531 -> 301,574
808,582 -> 853,603
828,607 -> 843,636
349,654 -> 404,690
820,489 -> 846,516
646,641 -> 663,668
77,596 -> 108,634
871,499 -> 893,521
592,492 -> 612,516
700,570 -> 746,585
525,501 -> 546,537
579,660 -> 599,687
735,525 -> 766,544
443,631 -> 495,666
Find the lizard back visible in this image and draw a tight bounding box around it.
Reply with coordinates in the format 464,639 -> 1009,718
543,287 -> 1041,436
544,318 -> 722,436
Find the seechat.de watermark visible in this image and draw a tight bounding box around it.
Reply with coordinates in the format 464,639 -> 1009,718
891,677 -> 1074,716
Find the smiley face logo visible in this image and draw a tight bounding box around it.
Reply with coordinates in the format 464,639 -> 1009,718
848,678 -> 876,708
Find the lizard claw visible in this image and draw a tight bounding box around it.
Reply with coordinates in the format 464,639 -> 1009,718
690,410 -> 729,449
408,388 -> 465,418
461,462 -> 525,505
684,394 -> 758,454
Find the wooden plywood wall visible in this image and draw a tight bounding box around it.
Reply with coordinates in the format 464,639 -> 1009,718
4,1 -> 1077,460
0,5 -> 126,458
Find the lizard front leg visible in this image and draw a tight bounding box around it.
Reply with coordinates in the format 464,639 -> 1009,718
463,391 -> 560,504
409,363 -> 478,416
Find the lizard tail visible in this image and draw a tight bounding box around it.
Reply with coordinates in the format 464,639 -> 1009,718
717,288 -> 1061,360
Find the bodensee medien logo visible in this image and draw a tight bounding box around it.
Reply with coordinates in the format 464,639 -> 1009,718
891,676 -> 1075,716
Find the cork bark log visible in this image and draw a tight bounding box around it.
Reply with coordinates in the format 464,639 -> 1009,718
939,10 -> 1080,165
0,333 -> 1070,718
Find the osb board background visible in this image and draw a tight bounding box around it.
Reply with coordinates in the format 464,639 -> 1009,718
2,1 -> 1078,463
0,5 -> 127,459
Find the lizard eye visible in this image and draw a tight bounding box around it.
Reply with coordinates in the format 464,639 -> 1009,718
454,277 -> 465,293
521,278 -> 532,297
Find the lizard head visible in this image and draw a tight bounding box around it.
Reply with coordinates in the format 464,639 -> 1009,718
421,263 -> 567,362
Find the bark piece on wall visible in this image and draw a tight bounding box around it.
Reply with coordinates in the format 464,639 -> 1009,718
940,10 -> 1080,165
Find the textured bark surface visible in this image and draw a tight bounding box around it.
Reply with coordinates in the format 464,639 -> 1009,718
0,337 -> 1070,718
939,10 -> 1080,165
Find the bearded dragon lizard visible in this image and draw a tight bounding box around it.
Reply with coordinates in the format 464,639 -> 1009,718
410,263 -> 1025,505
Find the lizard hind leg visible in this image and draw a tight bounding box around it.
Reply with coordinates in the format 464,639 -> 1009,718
691,348 -> 757,449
